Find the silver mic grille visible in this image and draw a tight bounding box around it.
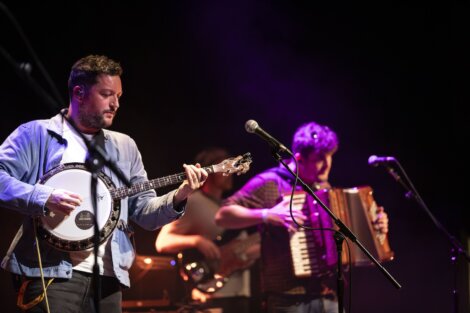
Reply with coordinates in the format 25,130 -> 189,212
245,119 -> 258,133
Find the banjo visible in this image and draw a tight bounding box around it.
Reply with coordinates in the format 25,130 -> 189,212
37,153 -> 252,252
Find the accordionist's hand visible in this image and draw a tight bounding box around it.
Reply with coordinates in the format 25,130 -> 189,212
373,206 -> 389,234
265,198 -> 307,232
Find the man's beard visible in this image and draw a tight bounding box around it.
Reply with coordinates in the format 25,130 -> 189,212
78,108 -> 110,130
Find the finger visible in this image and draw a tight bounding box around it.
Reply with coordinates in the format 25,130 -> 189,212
64,195 -> 82,206
194,166 -> 208,182
189,165 -> 203,183
292,211 -> 307,220
65,191 -> 83,201
378,227 -> 388,234
285,222 -> 297,233
55,203 -> 75,215
187,164 -> 200,179
283,211 -> 305,223
189,165 -> 208,186
376,216 -> 388,225
281,198 -> 291,206
199,168 -> 209,181
286,213 -> 304,222
184,164 -> 196,185
289,217 -> 304,226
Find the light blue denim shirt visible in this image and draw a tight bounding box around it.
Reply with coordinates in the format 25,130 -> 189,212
0,111 -> 184,287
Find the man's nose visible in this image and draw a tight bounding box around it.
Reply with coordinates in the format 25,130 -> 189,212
111,97 -> 120,109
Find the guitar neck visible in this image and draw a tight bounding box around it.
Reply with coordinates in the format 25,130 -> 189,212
111,165 -> 215,200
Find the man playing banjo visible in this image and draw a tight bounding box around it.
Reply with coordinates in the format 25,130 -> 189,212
0,55 -> 209,312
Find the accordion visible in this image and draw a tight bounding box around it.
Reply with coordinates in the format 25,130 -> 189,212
287,186 -> 394,278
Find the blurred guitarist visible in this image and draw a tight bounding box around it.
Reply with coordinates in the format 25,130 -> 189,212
156,147 -> 260,313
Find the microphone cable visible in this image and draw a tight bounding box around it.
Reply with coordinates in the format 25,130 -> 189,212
15,221 -> 53,313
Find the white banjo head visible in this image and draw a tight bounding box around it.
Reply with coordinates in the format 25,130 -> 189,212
38,163 -> 120,251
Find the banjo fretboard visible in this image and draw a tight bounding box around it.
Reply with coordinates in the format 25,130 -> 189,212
110,166 -> 215,200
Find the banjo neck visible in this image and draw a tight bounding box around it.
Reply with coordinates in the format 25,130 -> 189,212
109,152 -> 253,200
110,166 -> 215,200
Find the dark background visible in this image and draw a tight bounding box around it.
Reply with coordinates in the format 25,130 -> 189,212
1,1 -> 468,312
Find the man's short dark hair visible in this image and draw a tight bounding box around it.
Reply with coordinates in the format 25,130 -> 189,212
68,55 -> 122,97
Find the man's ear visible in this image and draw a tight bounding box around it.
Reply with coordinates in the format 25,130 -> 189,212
295,152 -> 302,163
73,85 -> 84,99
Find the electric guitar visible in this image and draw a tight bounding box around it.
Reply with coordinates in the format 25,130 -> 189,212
180,231 -> 261,293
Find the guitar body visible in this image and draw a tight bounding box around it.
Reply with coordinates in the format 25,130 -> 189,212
217,235 -> 259,276
181,230 -> 261,293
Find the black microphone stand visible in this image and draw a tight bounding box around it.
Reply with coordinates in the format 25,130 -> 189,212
271,149 -> 401,313
0,18 -> 132,311
379,160 -> 470,313
333,231 -> 346,312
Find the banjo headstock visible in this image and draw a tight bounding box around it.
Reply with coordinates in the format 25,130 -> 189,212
211,153 -> 252,176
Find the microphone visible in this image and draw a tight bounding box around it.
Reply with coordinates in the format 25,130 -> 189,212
245,119 -> 290,153
368,155 -> 396,167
